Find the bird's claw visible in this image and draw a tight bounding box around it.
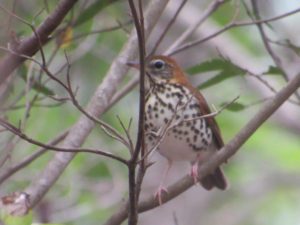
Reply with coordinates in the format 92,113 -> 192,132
154,186 -> 168,205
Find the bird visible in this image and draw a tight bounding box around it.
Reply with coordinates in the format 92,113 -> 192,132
128,55 -> 227,204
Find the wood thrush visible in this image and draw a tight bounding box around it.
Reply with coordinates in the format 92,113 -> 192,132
128,55 -> 227,204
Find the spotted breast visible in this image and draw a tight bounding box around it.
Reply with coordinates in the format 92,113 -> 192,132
145,81 -> 214,162
127,55 -> 227,204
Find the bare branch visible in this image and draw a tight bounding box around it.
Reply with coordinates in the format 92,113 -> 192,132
250,0 -> 300,102
0,0 -> 80,84
127,0 -> 147,223
151,0 -> 188,55
104,70 -> 300,225
0,130 -> 69,185
0,118 -> 127,164
169,7 -> 300,56
165,0 -> 226,55
25,0 -> 170,209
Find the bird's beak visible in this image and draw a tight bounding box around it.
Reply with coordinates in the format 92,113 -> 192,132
126,61 -> 140,69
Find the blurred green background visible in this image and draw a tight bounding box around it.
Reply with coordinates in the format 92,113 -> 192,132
0,0 -> 299,225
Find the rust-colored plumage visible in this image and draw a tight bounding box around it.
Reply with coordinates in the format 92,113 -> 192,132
147,55 -> 225,149
129,55 -> 227,203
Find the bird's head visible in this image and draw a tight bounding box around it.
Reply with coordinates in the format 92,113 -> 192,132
127,55 -> 188,85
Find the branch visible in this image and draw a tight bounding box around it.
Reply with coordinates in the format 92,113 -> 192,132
104,70 -> 300,225
0,130 -> 69,185
127,0 -> 146,223
250,0 -> 300,102
0,0 -> 80,84
169,7 -> 300,56
0,119 -> 127,164
24,0 -> 170,209
165,0 -> 226,55
150,0 -> 188,55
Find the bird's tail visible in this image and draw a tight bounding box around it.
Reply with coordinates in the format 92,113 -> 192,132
200,167 -> 227,190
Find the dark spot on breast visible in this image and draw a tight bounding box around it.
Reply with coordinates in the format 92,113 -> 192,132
200,120 -> 204,129
177,122 -> 183,127
160,109 -> 164,113
189,103 -> 198,109
164,118 -> 168,124
168,103 -> 174,111
186,137 -> 190,143
155,114 -> 159,118
193,135 -> 197,142
192,113 -> 199,118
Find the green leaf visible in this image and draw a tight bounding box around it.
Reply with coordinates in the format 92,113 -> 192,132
220,102 -> 246,112
263,66 -> 283,75
187,58 -> 246,89
19,65 -> 55,96
75,0 -> 119,26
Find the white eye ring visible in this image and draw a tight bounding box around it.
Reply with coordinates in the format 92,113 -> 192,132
152,59 -> 165,70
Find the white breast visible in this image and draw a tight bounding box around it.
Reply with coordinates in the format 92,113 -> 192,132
144,83 -> 214,163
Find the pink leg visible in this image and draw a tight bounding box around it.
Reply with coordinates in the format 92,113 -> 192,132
190,163 -> 199,184
190,155 -> 202,184
154,159 -> 172,205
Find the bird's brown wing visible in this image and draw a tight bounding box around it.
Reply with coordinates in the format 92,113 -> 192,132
187,84 -> 227,190
189,85 -> 224,149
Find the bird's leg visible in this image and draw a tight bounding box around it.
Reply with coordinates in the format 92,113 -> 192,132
190,155 -> 202,184
155,159 -> 172,205
190,163 -> 199,184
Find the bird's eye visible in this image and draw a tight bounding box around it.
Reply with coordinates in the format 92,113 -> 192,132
153,59 -> 165,70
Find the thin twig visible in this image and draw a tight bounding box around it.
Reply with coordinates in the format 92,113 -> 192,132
64,52 -> 130,149
250,0 -> 300,102
25,0 -> 169,210
0,130 -> 69,185
0,118 -> 127,164
127,0 -> 147,224
150,0 -> 188,55
104,70 -> 300,225
72,20 -> 132,41
107,76 -> 140,112
165,0 -> 226,55
116,116 -> 135,154
169,7 -> 300,56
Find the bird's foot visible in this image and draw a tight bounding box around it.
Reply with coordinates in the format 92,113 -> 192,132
154,185 -> 168,205
190,163 -> 199,184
